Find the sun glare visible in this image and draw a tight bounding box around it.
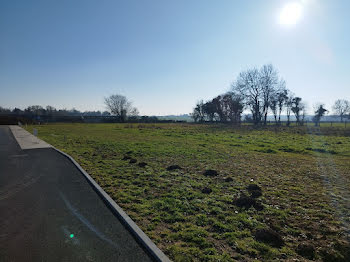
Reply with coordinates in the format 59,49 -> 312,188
279,2 -> 303,26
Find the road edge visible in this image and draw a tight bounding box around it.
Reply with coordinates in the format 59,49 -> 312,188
54,147 -> 171,262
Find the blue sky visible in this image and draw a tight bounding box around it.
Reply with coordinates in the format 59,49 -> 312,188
1,0 -> 349,115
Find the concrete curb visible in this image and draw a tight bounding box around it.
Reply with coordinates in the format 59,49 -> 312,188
9,125 -> 51,149
10,125 -> 170,262
54,147 -> 171,262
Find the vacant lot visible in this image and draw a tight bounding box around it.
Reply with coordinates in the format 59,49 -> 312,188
26,123 -> 350,261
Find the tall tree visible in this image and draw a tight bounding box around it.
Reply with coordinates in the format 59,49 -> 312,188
233,64 -> 284,125
291,97 -> 305,125
260,64 -> 279,125
233,68 -> 263,125
104,94 -> 138,122
191,100 -> 205,122
285,94 -> 294,126
211,92 -> 245,124
332,99 -> 350,122
277,83 -> 288,124
270,95 -> 278,124
270,85 -> 288,125
203,100 -> 216,122
222,92 -> 244,124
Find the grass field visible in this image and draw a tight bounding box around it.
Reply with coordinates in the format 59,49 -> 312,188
26,123 -> 350,261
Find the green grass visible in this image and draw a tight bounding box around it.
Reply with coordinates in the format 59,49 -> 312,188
26,123 -> 350,261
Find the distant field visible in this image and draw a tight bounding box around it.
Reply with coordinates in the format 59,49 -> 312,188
26,123 -> 350,261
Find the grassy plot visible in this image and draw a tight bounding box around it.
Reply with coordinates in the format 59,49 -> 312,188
26,123 -> 350,261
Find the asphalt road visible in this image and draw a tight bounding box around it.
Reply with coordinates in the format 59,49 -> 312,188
0,126 -> 152,262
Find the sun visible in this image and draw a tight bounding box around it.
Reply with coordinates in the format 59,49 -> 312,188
279,2 -> 303,26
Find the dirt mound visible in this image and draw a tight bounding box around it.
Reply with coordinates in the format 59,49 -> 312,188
234,195 -> 255,208
201,187 -> 212,194
203,169 -> 218,177
138,162 -> 147,167
234,195 -> 264,211
254,228 -> 284,248
129,158 -> 137,164
166,165 -> 182,171
247,184 -> 262,198
296,244 -> 315,260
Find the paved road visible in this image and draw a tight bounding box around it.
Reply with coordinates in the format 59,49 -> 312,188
0,126 -> 152,262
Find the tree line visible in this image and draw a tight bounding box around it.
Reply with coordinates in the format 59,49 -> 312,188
192,64 -> 350,126
0,96 -> 163,123
0,105 -> 112,117
1,70 -> 349,125
0,94 -> 139,123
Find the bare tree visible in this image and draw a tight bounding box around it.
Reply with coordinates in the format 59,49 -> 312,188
332,99 -> 350,122
233,68 -> 263,125
260,64 -> 279,125
129,107 -> 139,117
104,94 -> 138,122
233,64 -> 284,126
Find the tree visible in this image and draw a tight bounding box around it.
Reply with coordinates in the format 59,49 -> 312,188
332,99 -> 350,122
12,108 -> 23,115
222,92 -> 244,124
270,95 -> 278,124
277,84 -> 288,124
291,97 -> 305,125
203,100 -> 216,122
232,64 -> 284,125
192,93 -> 244,124
260,64 -> 279,125
25,105 -> 45,116
285,93 -> 294,126
233,68 -> 263,125
313,104 -> 328,126
46,106 -> 57,116
270,84 -> 288,125
104,94 -> 138,122
0,107 -> 11,114
212,95 -> 225,122
191,100 -> 205,122
129,107 -> 139,118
